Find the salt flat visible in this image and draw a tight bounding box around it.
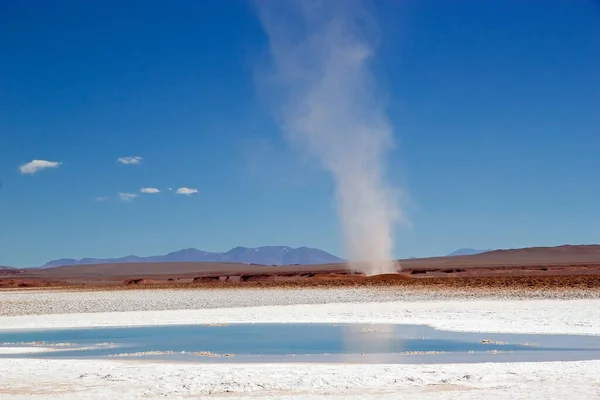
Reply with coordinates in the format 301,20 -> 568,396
1,288 -> 599,334
0,347 -> 56,354
1,358 -> 599,400
0,288 -> 599,399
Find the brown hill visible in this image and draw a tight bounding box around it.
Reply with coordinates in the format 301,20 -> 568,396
402,245 -> 600,267
19,261 -> 345,279
0,267 -> 22,276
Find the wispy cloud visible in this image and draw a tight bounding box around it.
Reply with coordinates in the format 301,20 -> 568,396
117,156 -> 143,165
118,192 -> 138,201
95,196 -> 109,202
140,187 -> 160,194
19,159 -> 62,175
175,187 -> 198,195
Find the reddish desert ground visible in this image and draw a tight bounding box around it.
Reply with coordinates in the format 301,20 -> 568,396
2,244 -> 600,291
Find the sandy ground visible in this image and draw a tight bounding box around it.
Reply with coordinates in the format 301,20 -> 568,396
1,288 -> 599,399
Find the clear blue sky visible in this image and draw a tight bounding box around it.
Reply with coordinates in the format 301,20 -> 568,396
1,0 -> 599,268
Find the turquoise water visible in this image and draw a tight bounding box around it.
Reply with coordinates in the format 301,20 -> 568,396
1,323 -> 599,364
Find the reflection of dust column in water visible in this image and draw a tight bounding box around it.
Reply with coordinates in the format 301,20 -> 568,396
256,0 -> 402,276
339,324 -> 403,362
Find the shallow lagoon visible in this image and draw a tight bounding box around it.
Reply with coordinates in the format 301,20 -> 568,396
1,323 -> 599,364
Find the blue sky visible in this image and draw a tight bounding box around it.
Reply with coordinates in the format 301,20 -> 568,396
1,0 -> 599,268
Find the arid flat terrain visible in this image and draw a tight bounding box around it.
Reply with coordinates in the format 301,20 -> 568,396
2,245 -> 600,400
2,244 -> 600,290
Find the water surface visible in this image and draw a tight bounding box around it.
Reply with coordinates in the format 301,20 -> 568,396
1,323 -> 599,364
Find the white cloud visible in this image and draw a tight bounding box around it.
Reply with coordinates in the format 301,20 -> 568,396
19,160 -> 62,175
117,156 -> 143,165
176,187 -> 198,195
95,196 -> 109,202
118,192 -> 138,201
140,188 -> 160,194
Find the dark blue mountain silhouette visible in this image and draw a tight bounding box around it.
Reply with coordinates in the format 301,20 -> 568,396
40,246 -> 344,268
447,248 -> 492,256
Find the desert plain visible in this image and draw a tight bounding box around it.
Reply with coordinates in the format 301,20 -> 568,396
1,245 -> 600,399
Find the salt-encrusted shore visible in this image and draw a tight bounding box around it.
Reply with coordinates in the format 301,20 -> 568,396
1,286 -> 599,315
1,359 -> 599,399
1,288 -> 599,399
1,288 -> 599,334
0,347 -> 57,354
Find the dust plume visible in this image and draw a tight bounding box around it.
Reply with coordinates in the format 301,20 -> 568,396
255,0 -> 402,275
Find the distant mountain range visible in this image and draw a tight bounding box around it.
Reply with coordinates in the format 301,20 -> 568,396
446,248 -> 492,256
40,246 -> 344,269
12,244 -> 600,270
